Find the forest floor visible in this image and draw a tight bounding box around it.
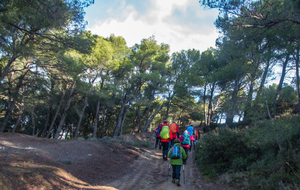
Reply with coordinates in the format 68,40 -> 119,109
0,132 -> 236,190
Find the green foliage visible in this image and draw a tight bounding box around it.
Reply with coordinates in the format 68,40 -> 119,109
195,127 -> 256,178
195,115 -> 300,189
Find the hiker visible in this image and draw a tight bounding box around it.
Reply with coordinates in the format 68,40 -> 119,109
186,125 -> 194,151
179,130 -> 194,164
154,124 -> 162,149
193,126 -> 200,150
169,122 -> 179,147
159,121 -> 173,161
168,139 -> 186,186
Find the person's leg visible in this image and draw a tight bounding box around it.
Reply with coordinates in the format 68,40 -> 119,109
183,147 -> 189,164
159,137 -> 161,149
172,165 -> 176,182
155,137 -> 159,148
162,142 -> 169,160
175,165 -> 181,186
161,142 -> 166,159
175,165 -> 181,179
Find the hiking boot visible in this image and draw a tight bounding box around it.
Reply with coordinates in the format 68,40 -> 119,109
176,179 -> 180,186
172,178 -> 175,183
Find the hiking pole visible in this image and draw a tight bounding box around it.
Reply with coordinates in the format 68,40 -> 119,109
167,163 -> 171,182
183,164 -> 185,184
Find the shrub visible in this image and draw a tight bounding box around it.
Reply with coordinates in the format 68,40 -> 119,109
195,127 -> 259,177
195,115 -> 300,189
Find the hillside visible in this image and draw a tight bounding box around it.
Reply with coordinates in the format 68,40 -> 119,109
0,133 -> 235,190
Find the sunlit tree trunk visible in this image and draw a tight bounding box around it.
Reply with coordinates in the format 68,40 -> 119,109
74,94 -> 89,139
273,53 -> 290,115
54,82 -> 76,139
46,88 -> 66,138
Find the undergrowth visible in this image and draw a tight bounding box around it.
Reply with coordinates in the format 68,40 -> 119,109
195,115 -> 300,189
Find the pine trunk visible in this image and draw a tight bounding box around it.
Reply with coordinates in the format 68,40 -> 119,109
273,53 -> 290,115
46,89 -> 66,138
54,82 -> 76,139
74,94 -> 89,139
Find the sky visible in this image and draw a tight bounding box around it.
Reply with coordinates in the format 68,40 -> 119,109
83,0 -> 220,55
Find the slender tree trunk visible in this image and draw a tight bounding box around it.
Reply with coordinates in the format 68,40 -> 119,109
256,58 -> 271,100
226,79 -> 240,126
273,53 -> 290,115
165,102 -> 170,120
120,106 -> 129,136
92,96 -> 101,138
206,82 -> 216,131
46,88 -> 66,138
203,82 -> 207,125
31,75 -> 36,136
295,48 -> 300,115
113,98 -> 128,138
0,72 -> 27,132
138,108 -> 147,132
54,82 -> 76,139
142,94 -> 174,132
145,102 -> 152,127
12,87 -> 26,133
41,79 -> 54,137
0,54 -> 19,84
101,110 -> 108,138
74,94 -> 89,139
243,78 -> 255,122
130,105 -> 140,135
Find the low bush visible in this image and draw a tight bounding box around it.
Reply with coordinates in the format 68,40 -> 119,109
195,115 -> 300,189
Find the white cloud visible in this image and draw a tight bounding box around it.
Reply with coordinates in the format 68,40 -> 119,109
86,0 -> 219,54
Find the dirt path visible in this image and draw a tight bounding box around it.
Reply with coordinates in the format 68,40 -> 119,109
0,133 -> 235,190
100,147 -> 235,190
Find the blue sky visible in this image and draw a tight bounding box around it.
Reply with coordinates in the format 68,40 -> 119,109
83,0 -> 220,54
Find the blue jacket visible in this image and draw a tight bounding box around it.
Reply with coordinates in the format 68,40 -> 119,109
187,126 -> 193,136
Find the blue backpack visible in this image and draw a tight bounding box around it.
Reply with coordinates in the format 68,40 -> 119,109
182,133 -> 190,145
187,126 -> 193,136
156,126 -> 161,137
170,145 -> 181,159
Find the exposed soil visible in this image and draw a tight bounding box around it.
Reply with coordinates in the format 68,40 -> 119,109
0,132 -> 236,190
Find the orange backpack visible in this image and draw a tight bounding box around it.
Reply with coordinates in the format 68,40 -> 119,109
169,123 -> 177,134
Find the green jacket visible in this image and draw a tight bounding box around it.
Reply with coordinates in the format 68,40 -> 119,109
167,143 -> 187,165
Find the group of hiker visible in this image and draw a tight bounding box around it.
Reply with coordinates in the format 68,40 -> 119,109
154,121 -> 200,186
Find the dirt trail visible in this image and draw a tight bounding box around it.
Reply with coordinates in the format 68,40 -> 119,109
0,133 -> 235,190
101,147 -> 234,190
